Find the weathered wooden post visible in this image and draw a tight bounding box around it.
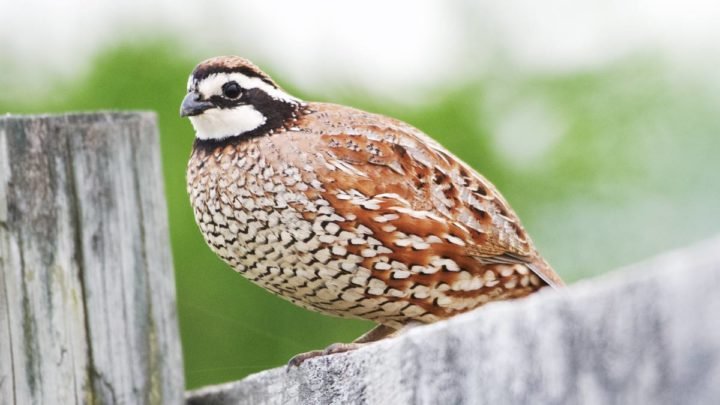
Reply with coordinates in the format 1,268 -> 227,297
0,113 -> 184,404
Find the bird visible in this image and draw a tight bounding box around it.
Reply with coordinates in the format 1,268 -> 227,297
181,56 -> 564,365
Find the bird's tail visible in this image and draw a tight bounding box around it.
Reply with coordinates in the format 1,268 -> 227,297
527,254 -> 565,289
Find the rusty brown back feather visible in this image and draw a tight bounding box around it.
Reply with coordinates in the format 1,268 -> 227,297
288,102 -> 564,290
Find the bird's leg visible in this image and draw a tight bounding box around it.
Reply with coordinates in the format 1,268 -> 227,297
287,324 -> 398,368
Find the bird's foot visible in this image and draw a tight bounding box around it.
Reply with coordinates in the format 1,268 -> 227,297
287,342 -> 364,368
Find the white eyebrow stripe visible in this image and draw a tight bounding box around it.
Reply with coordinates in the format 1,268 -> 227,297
197,72 -> 299,103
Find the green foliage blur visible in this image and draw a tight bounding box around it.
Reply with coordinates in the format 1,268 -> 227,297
2,41 -> 719,389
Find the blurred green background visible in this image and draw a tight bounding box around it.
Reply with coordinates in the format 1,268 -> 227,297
2,2 -> 720,390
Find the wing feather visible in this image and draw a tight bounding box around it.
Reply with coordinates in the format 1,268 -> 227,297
293,102 -> 564,289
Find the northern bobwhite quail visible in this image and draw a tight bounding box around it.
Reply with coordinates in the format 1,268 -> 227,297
181,56 -> 564,364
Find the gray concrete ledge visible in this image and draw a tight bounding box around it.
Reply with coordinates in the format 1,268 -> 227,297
186,236 -> 720,405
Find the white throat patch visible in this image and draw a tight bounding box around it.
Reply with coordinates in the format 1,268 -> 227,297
188,72 -> 299,140
189,105 -> 266,141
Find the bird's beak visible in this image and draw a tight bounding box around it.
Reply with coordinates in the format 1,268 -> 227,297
180,92 -> 214,117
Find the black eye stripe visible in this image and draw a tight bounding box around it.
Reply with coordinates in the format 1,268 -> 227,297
209,95 -> 242,109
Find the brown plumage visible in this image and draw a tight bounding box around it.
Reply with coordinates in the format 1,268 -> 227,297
182,56 -> 564,361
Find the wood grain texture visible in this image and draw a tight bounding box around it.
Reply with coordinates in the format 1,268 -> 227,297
186,236 -> 720,405
0,113 -> 184,404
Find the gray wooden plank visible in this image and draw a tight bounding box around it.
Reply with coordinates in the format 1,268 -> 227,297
186,236 -> 720,405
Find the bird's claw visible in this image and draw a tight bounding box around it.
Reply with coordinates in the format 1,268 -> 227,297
287,343 -> 362,369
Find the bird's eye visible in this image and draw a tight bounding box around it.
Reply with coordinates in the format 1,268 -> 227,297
222,82 -> 241,99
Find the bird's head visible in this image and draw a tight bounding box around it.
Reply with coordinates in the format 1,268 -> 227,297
180,56 -> 301,141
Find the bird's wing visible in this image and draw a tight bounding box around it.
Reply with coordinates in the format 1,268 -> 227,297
291,103 -> 564,289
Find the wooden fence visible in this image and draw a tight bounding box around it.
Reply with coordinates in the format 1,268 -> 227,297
186,236 -> 720,404
1,113 -> 718,404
